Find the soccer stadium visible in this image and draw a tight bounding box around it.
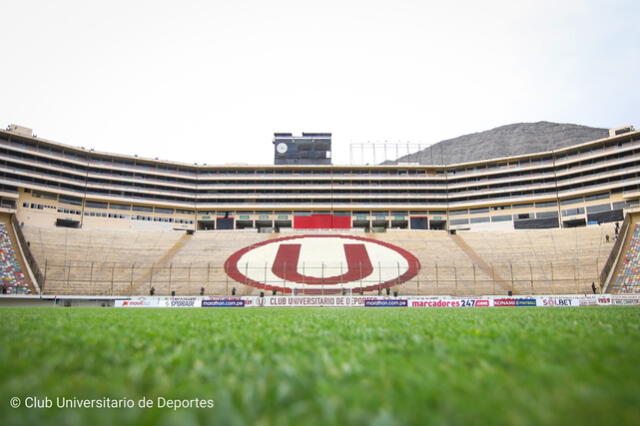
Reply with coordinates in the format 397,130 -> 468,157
1,122 -> 640,425
0,122 -> 639,299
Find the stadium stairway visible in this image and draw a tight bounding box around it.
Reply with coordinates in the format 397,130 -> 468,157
130,232 -> 194,294
0,213 -> 36,294
448,233 -> 512,293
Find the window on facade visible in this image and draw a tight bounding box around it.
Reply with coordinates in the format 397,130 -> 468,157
86,201 -> 108,209
586,203 -> 611,213
537,211 -> 558,219
535,201 -> 557,208
470,216 -> 490,223
585,193 -> 609,202
59,195 -> 82,206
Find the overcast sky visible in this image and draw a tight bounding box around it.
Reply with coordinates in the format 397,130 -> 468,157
2,0 -> 638,165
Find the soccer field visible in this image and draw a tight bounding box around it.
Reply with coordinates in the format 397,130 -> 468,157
1,307 -> 639,425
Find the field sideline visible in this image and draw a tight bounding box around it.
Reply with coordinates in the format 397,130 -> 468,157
1,307 -> 639,425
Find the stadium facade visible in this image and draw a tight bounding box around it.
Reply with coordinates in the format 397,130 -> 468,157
1,124 -> 638,233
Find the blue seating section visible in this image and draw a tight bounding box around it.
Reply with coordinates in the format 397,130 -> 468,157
615,224 -> 640,294
0,224 -> 30,294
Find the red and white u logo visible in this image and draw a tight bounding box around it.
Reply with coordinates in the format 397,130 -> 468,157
225,235 -> 420,294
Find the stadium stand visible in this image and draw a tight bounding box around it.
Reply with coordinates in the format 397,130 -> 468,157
379,226 -> 613,295
19,224 -> 615,296
612,224 -> 640,293
22,226 -> 185,295
0,216 -> 32,294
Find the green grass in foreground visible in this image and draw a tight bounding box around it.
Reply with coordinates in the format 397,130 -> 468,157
0,307 -> 639,426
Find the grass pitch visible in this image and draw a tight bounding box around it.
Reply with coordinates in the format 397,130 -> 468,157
1,307 -> 639,426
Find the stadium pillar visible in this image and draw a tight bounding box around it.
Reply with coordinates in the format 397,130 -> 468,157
340,262 -> 344,295
454,266 -> 458,296
43,260 -> 48,295
472,264 -> 477,296
509,263 -> 515,295
283,261 -> 287,295
263,261 -> 268,291
302,261 -> 306,289
207,263 -> 211,291
244,263 -> 249,291
89,262 -> 94,294
111,263 -> 115,296
149,265 -> 154,294
129,264 -> 135,296
187,264 -> 191,292
529,263 -> 534,294
491,264 -> 496,295
435,263 -> 439,294
169,264 -> 173,297
321,262 -> 325,296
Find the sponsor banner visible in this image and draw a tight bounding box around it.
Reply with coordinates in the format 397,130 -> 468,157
364,299 -> 408,307
202,299 -> 245,307
579,296 -> 598,307
537,297 -> 579,307
409,298 -> 492,308
410,299 -> 460,308
611,297 -> 640,306
112,294 -> 637,308
115,297 -> 202,308
250,296 -> 376,307
115,297 -> 162,308
162,297 -> 201,308
494,298 -> 516,307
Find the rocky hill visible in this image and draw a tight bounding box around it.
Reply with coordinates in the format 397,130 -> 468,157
384,122 -> 609,165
